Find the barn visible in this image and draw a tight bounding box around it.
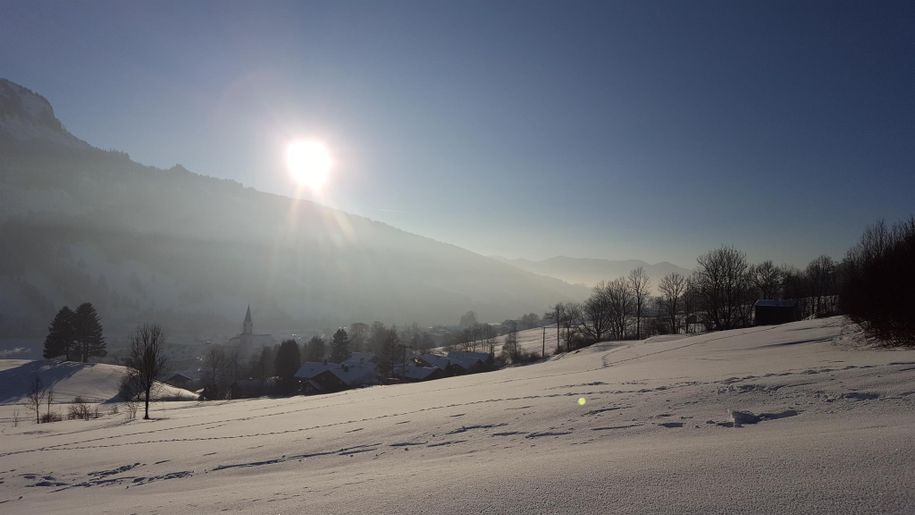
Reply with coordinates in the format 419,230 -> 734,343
754,299 -> 801,326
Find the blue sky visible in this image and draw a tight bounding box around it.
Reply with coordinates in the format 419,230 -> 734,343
2,0 -> 913,268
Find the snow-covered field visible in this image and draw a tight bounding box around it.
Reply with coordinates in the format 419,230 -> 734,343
0,360 -> 197,405
2,316 -> 914,513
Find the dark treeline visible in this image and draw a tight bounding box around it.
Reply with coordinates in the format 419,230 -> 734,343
840,217 -> 915,345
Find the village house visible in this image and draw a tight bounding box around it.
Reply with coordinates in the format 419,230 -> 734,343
294,352 -> 379,394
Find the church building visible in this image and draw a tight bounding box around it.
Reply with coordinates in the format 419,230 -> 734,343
227,305 -> 275,354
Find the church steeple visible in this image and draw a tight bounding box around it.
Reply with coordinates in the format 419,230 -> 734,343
242,305 -> 253,335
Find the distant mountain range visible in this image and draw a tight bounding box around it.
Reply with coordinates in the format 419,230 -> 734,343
492,256 -> 691,292
0,78 -> 591,349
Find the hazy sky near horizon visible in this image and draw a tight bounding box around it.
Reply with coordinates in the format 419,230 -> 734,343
2,0 -> 913,268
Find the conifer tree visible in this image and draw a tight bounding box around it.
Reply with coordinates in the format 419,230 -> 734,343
73,302 -> 106,362
304,336 -> 326,362
274,339 -> 301,394
43,306 -> 75,360
330,328 -> 351,363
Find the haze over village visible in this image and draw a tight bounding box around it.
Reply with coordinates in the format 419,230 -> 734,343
1,1 -> 913,514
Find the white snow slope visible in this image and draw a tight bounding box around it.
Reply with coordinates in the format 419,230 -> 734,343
0,360 -> 197,404
1,316 -> 914,514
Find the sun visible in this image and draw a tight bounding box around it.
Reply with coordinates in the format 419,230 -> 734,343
285,139 -> 332,192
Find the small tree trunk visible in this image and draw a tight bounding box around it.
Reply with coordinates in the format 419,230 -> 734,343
144,387 -> 151,419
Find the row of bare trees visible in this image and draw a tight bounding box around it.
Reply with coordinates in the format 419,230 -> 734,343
543,247 -> 846,350
550,267 -> 653,351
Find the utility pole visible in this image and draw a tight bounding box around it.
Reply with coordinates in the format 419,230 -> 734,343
541,326 -> 545,357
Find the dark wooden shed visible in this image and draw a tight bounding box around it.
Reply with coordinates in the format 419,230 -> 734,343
754,299 -> 801,326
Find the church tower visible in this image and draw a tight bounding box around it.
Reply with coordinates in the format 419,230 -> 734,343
242,305 -> 253,335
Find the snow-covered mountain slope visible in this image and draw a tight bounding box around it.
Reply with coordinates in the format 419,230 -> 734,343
0,78 -> 588,343
0,360 -> 196,404
1,316 -> 913,513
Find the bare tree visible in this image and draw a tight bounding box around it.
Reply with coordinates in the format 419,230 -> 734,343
562,302 -> 582,350
806,255 -> 837,316
501,320 -> 520,360
46,387 -> 54,421
203,346 -> 225,396
125,323 -> 168,420
694,246 -> 752,330
683,275 -> 698,334
628,267 -> 651,339
606,278 -> 634,339
581,281 -> 612,343
750,260 -> 782,300
659,273 -> 687,334
26,376 -> 46,424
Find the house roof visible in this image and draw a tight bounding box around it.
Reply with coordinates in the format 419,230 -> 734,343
418,353 -> 452,369
394,363 -> 442,381
295,362 -> 332,379
294,360 -> 377,387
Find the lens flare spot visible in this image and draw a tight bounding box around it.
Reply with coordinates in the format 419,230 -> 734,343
577,397 -> 587,406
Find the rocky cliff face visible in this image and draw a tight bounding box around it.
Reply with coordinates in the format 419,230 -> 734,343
0,78 -> 90,150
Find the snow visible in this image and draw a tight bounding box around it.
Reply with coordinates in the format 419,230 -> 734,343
492,324 -> 563,356
0,360 -> 197,404
1,316 -> 914,513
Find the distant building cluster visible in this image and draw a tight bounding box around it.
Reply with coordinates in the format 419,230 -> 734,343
294,350 -> 493,394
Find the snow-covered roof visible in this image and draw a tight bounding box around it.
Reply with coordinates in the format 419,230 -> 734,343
446,351 -> 491,369
294,360 -> 377,387
334,362 -> 377,386
394,363 -> 442,381
294,362 -> 332,380
418,353 -> 452,369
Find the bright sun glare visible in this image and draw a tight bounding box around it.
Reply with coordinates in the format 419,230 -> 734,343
285,139 -> 332,192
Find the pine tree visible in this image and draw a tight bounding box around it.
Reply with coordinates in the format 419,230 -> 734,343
304,336 -> 326,362
43,306 -> 75,360
375,327 -> 398,379
274,340 -> 301,394
330,328 -> 351,363
73,302 -> 106,362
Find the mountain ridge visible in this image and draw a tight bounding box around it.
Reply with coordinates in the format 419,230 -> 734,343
492,255 -> 692,291
0,78 -> 589,348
